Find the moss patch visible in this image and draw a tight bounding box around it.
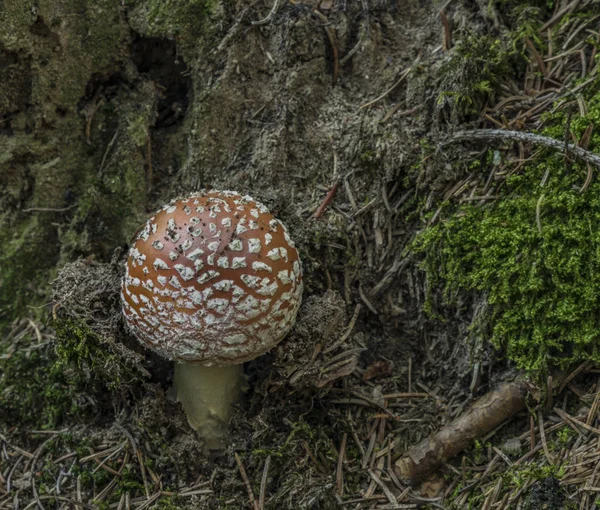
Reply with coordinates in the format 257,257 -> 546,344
0,333 -> 91,428
437,33 -> 518,119
0,0 -> 132,326
126,0 -> 220,54
0,214 -> 59,327
414,87 -> 600,374
54,317 -> 147,392
0,316 -> 148,429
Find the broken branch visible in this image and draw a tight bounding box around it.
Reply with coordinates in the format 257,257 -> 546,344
443,129 -> 600,170
394,379 -> 531,484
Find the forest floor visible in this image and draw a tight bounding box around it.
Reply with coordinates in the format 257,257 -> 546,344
2,0 -> 600,508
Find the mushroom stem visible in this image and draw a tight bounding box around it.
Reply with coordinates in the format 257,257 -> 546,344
173,362 -> 244,449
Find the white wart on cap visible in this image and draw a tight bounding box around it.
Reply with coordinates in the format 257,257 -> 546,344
121,190 -> 303,365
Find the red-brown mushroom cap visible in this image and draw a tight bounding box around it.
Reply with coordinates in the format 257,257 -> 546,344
121,190 -> 303,365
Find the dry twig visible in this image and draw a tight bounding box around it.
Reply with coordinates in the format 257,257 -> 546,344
444,129 -> 600,170
395,380 -> 531,484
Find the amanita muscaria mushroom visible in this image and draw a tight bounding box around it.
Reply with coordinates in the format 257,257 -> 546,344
121,190 -> 302,448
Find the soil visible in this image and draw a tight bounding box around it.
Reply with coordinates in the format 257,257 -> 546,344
2,0 -> 600,509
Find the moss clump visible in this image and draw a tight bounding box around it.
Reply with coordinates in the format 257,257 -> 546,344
437,1 -> 556,121
438,34 -> 520,119
0,0 -> 131,326
54,317 -> 147,392
0,316 -> 147,429
414,90 -> 600,374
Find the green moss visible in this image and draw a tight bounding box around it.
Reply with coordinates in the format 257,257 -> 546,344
0,315 -> 147,428
413,89 -> 600,375
554,425 -> 577,449
57,89 -> 154,261
436,1 -> 562,121
112,467 -> 146,497
495,2 -> 552,42
251,419 -> 319,459
53,318 -> 145,391
472,439 -> 490,465
0,0 -> 132,326
0,337 -> 88,428
438,34 -> 520,118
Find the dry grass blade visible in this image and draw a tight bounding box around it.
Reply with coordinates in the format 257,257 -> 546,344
314,178 -> 341,219
114,424 -> 150,499
177,489 -> 213,497
524,38 -> 549,77
537,410 -> 554,466
559,361 -> 593,393
79,442 -> 126,463
440,9 -> 452,51
251,0 -> 280,25
555,407 -> 600,436
301,440 -> 328,475
134,492 -> 161,510
367,468 -> 398,505
586,388 -> 600,426
312,10 -> 339,85
0,434 -> 34,459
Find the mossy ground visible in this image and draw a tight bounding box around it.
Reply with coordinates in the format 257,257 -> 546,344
0,332 -> 89,428
3,0 -> 600,508
0,316 -> 145,429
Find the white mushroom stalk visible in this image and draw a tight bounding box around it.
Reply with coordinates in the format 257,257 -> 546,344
121,191 -> 303,449
173,363 -> 244,450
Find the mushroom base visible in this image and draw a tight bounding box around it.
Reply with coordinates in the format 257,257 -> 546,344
173,362 -> 244,450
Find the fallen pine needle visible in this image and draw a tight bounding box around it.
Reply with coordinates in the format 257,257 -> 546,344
235,453 -> 259,510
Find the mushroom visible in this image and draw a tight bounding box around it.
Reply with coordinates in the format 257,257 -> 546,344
121,190 -> 303,448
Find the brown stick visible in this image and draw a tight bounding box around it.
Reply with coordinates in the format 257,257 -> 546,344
394,379 -> 531,484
